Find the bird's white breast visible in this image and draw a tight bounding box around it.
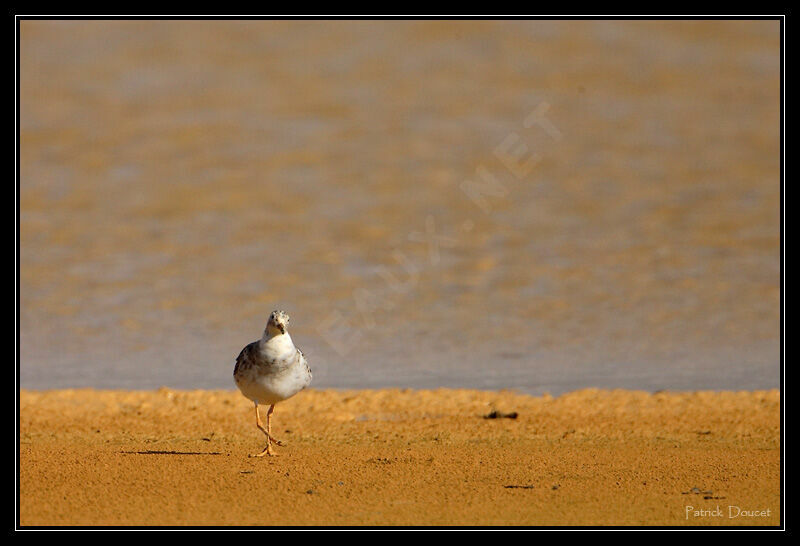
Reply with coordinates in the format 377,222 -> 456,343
234,333 -> 312,406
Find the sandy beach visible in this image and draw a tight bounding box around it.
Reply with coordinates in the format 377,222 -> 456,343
19,388 -> 780,526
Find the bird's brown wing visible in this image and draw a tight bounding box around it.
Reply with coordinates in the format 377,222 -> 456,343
233,341 -> 258,377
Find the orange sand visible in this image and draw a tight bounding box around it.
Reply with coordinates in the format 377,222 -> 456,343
19,388 -> 780,526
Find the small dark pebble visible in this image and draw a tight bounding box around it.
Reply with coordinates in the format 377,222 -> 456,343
337,481 -> 344,486
306,489 -> 315,495
484,410 -> 519,419
504,485 -> 535,489
704,496 -> 726,500
552,485 -> 560,490
682,487 -> 713,495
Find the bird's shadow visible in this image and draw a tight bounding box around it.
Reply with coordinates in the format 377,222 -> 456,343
119,450 -> 225,456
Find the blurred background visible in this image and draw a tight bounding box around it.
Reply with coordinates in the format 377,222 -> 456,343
19,20 -> 780,394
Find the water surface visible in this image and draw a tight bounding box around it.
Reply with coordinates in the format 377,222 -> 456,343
20,20 -> 780,394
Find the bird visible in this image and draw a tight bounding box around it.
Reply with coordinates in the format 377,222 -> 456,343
233,310 -> 312,457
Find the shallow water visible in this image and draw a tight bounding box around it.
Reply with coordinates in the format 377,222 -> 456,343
19,20 -> 780,394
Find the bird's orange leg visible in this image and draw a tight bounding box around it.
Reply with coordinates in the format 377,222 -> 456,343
250,403 -> 275,457
249,403 -> 284,458
266,405 -> 284,446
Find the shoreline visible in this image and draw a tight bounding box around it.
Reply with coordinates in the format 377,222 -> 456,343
19,388 -> 780,526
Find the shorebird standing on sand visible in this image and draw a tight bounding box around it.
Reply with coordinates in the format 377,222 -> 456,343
233,310 -> 312,457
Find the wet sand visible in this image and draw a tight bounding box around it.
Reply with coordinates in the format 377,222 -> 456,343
19,388 -> 780,526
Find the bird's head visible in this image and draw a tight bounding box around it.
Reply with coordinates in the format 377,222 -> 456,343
266,309 -> 290,336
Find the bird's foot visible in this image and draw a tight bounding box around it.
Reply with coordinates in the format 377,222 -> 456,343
269,435 -> 285,447
249,444 -> 276,458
